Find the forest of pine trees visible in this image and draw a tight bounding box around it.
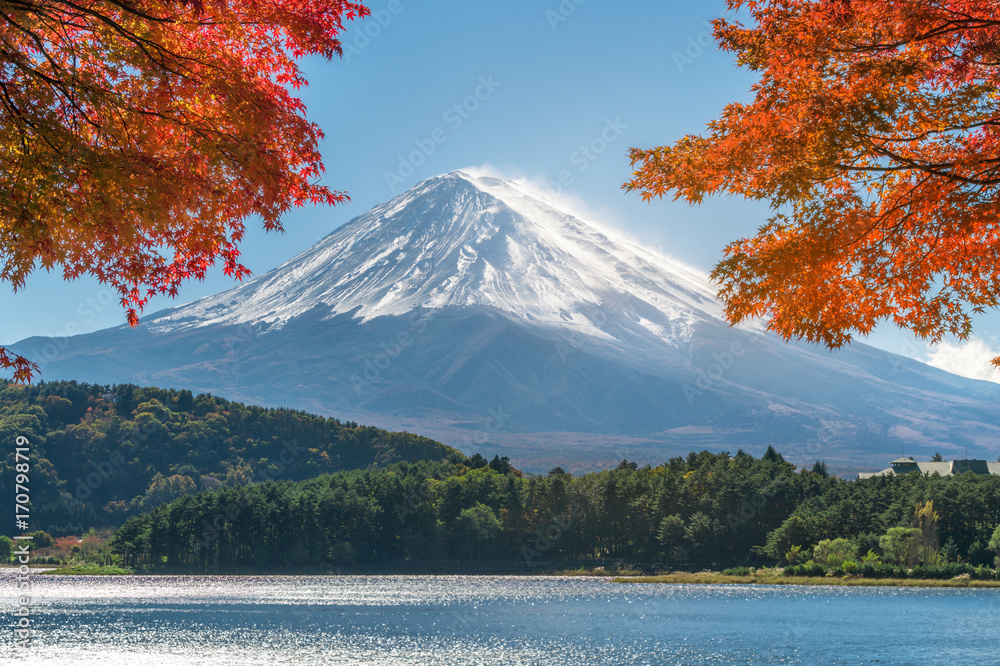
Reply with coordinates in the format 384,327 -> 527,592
0,380 -> 461,535
112,448 -> 1000,572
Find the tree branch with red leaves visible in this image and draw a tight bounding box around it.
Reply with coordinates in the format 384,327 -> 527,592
626,0 -> 1000,365
0,0 -> 368,382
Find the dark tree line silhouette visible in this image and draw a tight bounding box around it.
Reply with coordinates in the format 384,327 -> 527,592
0,380 -> 460,535
113,448 -> 1000,571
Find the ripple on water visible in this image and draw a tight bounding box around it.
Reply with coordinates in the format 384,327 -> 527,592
2,572 -> 998,665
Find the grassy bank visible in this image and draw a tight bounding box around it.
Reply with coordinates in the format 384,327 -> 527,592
554,566 -> 648,577
41,564 -> 133,576
615,571 -> 1000,588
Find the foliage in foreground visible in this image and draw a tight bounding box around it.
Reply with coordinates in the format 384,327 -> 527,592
0,0 -> 370,382
627,1 -> 1000,358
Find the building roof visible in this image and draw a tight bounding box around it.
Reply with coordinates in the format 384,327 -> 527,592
858,468 -> 894,480
952,459 -> 991,474
859,459 -> 1000,480
918,462 -> 953,475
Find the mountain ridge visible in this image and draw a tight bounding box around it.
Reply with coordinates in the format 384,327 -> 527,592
10,171 -> 1000,474
144,171 -> 726,348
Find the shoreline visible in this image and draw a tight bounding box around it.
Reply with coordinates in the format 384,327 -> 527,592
614,572 -> 1000,588
4,563 -> 611,577
10,563 -> 1000,587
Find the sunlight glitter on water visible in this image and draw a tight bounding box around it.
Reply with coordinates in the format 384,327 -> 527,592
4,572 -> 999,665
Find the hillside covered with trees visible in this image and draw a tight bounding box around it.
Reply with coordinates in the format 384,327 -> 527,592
0,380 -> 463,536
112,449 -> 1000,572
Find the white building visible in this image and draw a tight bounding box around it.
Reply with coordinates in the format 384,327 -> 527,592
858,457 -> 1000,480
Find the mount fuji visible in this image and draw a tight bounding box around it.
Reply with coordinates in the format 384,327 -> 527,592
12,171 -> 1000,473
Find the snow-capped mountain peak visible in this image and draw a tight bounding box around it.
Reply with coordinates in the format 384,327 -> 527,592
16,171 -> 1000,473
146,171 -> 724,344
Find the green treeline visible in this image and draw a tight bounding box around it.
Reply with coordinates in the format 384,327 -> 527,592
113,447 -> 1000,571
763,469 -> 1000,566
0,380 -> 461,536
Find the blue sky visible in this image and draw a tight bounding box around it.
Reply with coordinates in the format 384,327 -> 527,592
3,0 -> 999,380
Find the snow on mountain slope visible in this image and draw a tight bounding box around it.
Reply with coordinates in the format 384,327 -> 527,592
146,171 -> 728,348
12,170 -> 1000,473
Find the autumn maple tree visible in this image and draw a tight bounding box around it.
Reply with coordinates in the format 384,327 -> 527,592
627,0 -> 1000,361
0,0 -> 369,381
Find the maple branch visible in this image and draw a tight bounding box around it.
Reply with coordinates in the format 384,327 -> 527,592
835,15 -> 1000,54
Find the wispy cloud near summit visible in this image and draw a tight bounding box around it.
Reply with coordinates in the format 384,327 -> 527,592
925,338 -> 1000,384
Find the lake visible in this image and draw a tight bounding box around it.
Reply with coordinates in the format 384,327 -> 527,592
4,572 -> 999,664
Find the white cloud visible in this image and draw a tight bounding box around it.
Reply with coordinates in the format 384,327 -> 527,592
458,163 -> 628,234
457,163 -> 712,278
924,338 -> 1000,383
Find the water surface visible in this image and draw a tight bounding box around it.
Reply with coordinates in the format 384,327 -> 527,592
4,572 -> 998,664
